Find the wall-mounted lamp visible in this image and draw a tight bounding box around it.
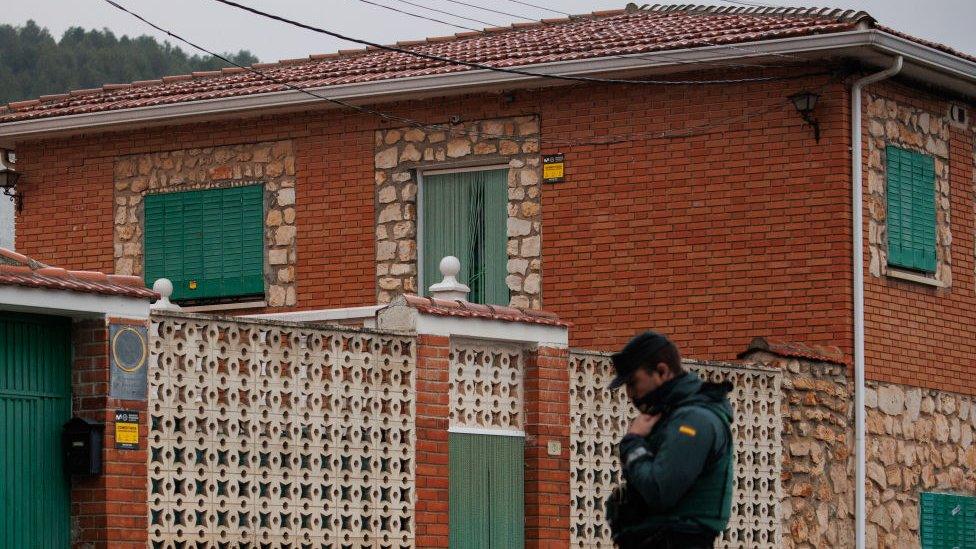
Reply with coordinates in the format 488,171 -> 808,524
789,92 -> 821,142
0,150 -> 20,212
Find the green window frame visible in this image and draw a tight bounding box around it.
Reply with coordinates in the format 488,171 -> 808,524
144,184 -> 265,301
421,169 -> 509,305
886,146 -> 937,273
920,492 -> 976,548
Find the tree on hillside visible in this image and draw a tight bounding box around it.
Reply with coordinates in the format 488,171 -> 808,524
0,20 -> 258,104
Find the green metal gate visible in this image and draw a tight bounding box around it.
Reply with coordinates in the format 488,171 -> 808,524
0,313 -> 72,548
449,432 -> 524,548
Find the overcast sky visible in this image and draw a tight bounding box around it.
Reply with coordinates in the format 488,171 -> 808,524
3,0 -> 972,63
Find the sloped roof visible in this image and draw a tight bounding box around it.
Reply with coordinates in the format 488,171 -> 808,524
402,294 -> 570,327
739,336 -> 847,366
0,248 -> 156,299
0,5 -> 877,124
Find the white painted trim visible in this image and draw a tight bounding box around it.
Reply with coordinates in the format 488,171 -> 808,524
415,313 -> 568,348
416,165 -> 511,298
242,305 -> 382,322
6,30 -> 976,145
448,426 -> 525,437
884,267 -> 945,287
181,300 -> 267,313
0,285 -> 150,318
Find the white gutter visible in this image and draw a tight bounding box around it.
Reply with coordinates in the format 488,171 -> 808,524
2,30 -> 975,144
850,54 -> 902,549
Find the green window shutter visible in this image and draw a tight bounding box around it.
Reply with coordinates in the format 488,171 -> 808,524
144,185 -> 265,300
422,169 -> 509,305
886,146 -> 937,272
920,492 -> 976,548
449,433 -> 524,549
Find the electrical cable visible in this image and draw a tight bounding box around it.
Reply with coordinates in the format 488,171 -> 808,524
370,0 -> 788,70
500,0 -> 569,17
438,0 -> 536,21
210,0 -> 817,86
356,0 -> 489,32
99,0 -> 840,148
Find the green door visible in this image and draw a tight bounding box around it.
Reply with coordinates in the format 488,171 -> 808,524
449,432 -> 524,548
0,313 -> 72,548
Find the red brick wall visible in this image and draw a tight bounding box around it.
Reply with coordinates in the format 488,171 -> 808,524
414,334 -> 450,548
523,346 -> 571,548
70,317 -> 148,548
15,70 -> 853,361
860,81 -> 976,394
25,67 -> 976,393
16,111 -> 378,310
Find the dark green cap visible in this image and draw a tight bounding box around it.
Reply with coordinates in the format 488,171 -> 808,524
608,331 -> 672,389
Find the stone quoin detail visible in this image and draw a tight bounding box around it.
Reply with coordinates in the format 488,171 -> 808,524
865,94 -> 952,285
374,116 -> 543,308
113,140 -> 298,306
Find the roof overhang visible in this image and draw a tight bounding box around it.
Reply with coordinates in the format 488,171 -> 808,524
0,284 -> 151,318
2,28 -> 975,147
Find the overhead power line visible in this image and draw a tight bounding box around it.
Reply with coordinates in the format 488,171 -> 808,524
369,0 -> 786,70
209,0 -> 815,86
438,0 -> 536,21
356,0 -> 493,32
501,0 -> 570,16
99,0 -> 839,148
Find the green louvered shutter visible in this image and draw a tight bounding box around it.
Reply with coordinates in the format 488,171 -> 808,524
886,146 -> 937,272
449,433 -> 524,549
144,185 -> 265,300
422,169 -> 509,305
920,492 -> 976,548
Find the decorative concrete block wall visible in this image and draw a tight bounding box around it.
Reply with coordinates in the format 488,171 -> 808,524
147,312 -> 416,547
373,116 -> 543,308
114,140 -> 298,306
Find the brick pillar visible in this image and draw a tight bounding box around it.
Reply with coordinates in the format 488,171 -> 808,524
71,317 -> 149,548
414,334 -> 451,548
523,345 -> 572,548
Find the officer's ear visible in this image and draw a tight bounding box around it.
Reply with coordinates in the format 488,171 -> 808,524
655,362 -> 671,379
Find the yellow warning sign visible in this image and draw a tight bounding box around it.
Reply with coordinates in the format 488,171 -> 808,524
115,409 -> 139,449
543,153 -> 565,183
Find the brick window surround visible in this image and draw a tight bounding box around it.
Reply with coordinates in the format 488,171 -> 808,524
374,116 -> 543,309
865,94 -> 952,287
113,140 -> 298,307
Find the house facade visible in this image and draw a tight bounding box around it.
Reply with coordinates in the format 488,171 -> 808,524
2,4 -> 976,547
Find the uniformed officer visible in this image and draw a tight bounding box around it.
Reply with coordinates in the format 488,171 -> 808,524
604,331 -> 734,548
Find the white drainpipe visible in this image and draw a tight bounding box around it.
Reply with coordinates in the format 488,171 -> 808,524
851,54 -> 902,549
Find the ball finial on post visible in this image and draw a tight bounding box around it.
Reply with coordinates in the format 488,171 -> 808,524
151,278 -> 182,310
428,255 -> 470,301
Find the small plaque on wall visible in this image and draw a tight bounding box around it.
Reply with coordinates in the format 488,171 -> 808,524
114,410 -> 139,450
543,153 -> 565,183
109,324 -> 148,401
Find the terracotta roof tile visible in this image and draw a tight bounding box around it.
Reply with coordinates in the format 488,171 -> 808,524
0,5 -> 881,124
0,247 -> 156,299
402,294 -> 570,327
739,336 -> 847,366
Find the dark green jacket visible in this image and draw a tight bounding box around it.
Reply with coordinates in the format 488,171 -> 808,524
607,372 -> 734,541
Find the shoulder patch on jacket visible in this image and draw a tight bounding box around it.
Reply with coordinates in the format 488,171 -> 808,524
678,425 -> 697,437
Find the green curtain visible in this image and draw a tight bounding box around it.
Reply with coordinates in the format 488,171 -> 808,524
422,169 -> 509,305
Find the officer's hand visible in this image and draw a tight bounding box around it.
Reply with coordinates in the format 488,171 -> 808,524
626,413 -> 660,437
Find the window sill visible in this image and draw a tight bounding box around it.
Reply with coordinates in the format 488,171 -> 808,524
885,268 -> 944,288
180,300 -> 267,313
